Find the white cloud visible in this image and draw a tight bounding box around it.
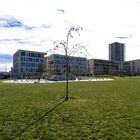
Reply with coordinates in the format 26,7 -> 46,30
0,0 -> 140,72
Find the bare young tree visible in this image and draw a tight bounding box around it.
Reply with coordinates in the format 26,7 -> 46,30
46,26 -> 90,101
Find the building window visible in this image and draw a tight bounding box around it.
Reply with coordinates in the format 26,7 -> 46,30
26,58 -> 29,61
40,59 -> 43,63
29,58 -> 32,62
38,54 -> 41,57
21,57 -> 23,61
21,52 -> 25,56
21,62 -> 25,67
36,58 -> 39,62
31,63 -> 35,67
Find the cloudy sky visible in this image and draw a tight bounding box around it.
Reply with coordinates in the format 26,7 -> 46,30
0,0 -> 140,71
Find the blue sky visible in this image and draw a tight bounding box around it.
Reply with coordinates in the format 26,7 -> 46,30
0,0 -> 140,71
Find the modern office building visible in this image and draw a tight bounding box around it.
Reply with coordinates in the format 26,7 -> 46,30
122,59 -> 140,76
87,58 -> 140,77
46,54 -> 87,79
131,59 -> 140,75
11,45 -> 140,79
12,50 -> 46,78
88,59 -> 120,76
109,42 -> 125,62
122,61 -> 131,76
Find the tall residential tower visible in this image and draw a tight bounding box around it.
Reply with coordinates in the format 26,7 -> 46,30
109,42 -> 125,62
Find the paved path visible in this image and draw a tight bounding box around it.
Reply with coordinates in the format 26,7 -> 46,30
3,78 -> 113,84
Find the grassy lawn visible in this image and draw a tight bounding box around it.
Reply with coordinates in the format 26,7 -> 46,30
0,78 -> 140,139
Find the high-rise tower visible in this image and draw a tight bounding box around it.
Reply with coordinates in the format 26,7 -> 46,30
109,42 -> 125,62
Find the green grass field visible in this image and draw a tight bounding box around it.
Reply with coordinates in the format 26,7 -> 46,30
0,78 -> 140,139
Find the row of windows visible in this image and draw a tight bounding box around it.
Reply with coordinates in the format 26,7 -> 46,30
21,57 -> 44,63
94,67 -> 119,70
21,68 -> 38,73
48,60 -> 86,65
21,52 -> 44,57
95,63 -> 118,68
49,55 -> 86,62
48,64 -> 86,69
49,68 -> 86,74
53,66 -> 86,69
21,62 -> 44,68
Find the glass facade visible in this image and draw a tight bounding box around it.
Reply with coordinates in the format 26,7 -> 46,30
109,42 -> 125,62
88,59 -> 120,76
46,54 -> 87,77
12,50 -> 46,78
